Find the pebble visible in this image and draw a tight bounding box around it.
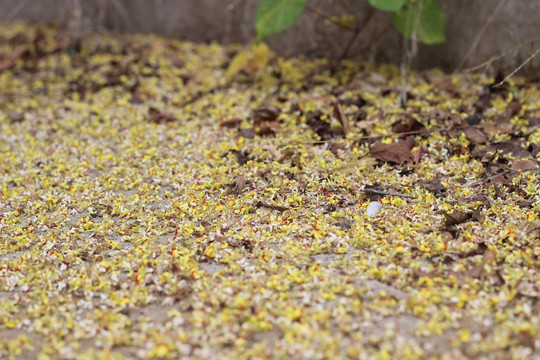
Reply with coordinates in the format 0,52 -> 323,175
367,201 -> 383,217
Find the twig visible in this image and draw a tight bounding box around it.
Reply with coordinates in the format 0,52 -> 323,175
495,46 -> 540,86
110,0 -> 138,32
347,23 -> 392,59
255,201 -> 290,212
463,168 -> 540,188
455,0 -> 507,72
3,0 -> 30,21
364,189 -> 414,199
337,8 -> 375,62
464,35 -> 540,73
278,128 -> 437,148
177,82 -> 230,108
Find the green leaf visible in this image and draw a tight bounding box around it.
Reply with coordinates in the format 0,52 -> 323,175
255,0 -> 307,41
392,0 -> 446,44
368,0 -> 406,12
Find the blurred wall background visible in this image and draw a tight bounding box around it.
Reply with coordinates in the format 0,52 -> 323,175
1,0 -> 539,74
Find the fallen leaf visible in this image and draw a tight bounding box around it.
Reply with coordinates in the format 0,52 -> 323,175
226,174 -> 246,195
391,115 -> 424,133
510,160 -> 539,171
306,110 -> 335,141
253,104 -> 281,135
0,45 -> 26,72
456,242 -> 487,258
464,126 -> 487,145
473,92 -> 491,114
472,141 -> 531,159
148,107 -> 178,124
505,100 -> 521,118
418,178 -> 445,194
226,48 -> 249,77
442,210 -> 472,227
227,149 -> 251,166
370,142 -> 413,164
220,117 -> 243,129
245,42 -> 269,74
227,42 -> 270,77
411,147 -> 429,164
333,102 -> 349,136
467,248 -> 497,279
7,110 -> 25,123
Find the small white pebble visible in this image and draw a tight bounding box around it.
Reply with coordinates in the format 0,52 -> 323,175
366,201 -> 383,217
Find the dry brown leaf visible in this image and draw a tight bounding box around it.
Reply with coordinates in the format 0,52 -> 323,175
7,110 -> 25,123
391,115 -> 424,133
253,104 -> 281,136
356,120 -> 374,132
510,160 -> 540,171
464,126 -> 487,145
227,174 -> 246,195
370,142 -> 413,164
479,123 -> 514,135
333,102 -> 349,136
443,210 -> 472,227
411,147 -> 429,164
472,141 -> 531,159
148,107 -> 178,124
220,117 -> 243,129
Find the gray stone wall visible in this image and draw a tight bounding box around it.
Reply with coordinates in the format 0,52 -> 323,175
1,0 -> 539,73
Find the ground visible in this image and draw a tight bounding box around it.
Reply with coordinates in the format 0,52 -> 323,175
0,22 -> 539,360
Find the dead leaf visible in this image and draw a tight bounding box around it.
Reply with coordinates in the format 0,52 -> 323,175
525,222 -> 540,239
464,126 -> 487,145
456,242 -> 487,258
333,102 -> 349,136
306,110 -> 335,141
370,142 -> 413,164
0,45 -> 26,72
411,146 -> 429,164
391,115 -> 424,133
334,218 -> 354,230
227,48 -> 249,77
479,123 -> 514,135
253,104 -> 281,136
227,42 -> 269,77
254,121 -> 281,136
467,248 -> 497,279
472,141 -> 531,159
505,100 -> 521,118
237,128 -> 256,139
148,107 -> 178,124
226,174 -> 246,195
356,120 -> 374,132
129,95 -> 145,104
226,149 -> 251,166
7,110 -> 25,123
220,118 -> 243,129
418,178 -> 445,194
440,231 -> 454,242
246,42 -> 269,74
510,160 -> 540,171
442,210 -> 472,227
473,92 -> 491,114
253,104 -> 280,122
340,95 -> 367,108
